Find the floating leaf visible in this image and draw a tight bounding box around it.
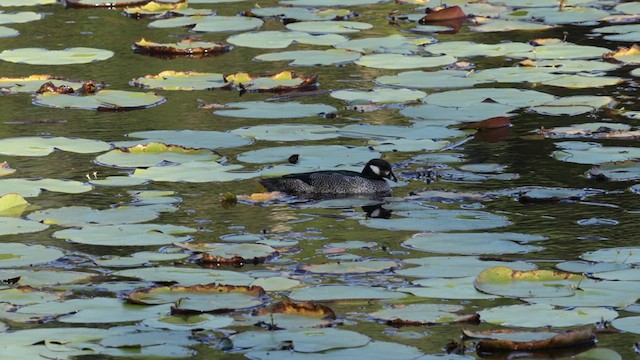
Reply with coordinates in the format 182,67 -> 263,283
247,7 -> 353,21
0,11 -> 42,25
0,136 -> 110,156
0,243 -> 62,267
603,44 -> 640,64
361,209 -> 511,232
396,256 -> 536,278
0,193 -> 29,216
426,41 -> 533,58
289,285 -> 406,302
131,161 -> 256,183
478,303 -> 617,327
355,53 -> 457,69
376,69 -> 489,89
0,269 -> 94,286
142,314 -> 233,331
553,142 -> 640,164
228,30 -> 347,49
96,142 -> 219,168
0,25 -> 18,38
370,303 -> 476,326
149,15 -> 263,33
232,328 -> 370,352
0,178 -> 92,197
129,284 -> 265,312
33,90 -> 166,111
404,232 -> 545,255
177,242 -> 278,264
0,47 -> 113,65
466,327 -> 596,353
214,101 -> 336,118
53,224 -> 195,246
117,129 -> 251,150
331,88 -> 425,104
237,145 -> 378,167
114,266 -> 254,286
27,205 -> 160,226
401,276 -> 496,300
254,49 -> 360,66
475,266 -> 584,298
470,18 -> 553,32
231,124 -> 339,141
133,37 -> 230,56
334,34 -> 436,54
286,20 -> 372,34
246,341 -> 425,360
300,260 -> 398,274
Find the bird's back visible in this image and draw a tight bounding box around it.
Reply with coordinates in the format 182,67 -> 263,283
260,170 -> 390,195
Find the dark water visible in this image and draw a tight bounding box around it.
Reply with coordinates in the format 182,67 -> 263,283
1,0 -> 640,359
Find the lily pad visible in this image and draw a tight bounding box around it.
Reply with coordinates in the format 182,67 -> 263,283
425,41 -> 533,58
53,224 -> 195,246
0,243 -> 63,267
286,21 -> 372,34
370,303 -> 474,325
131,71 -> 227,90
361,209 -> 511,232
254,49 -> 360,66
237,145 -> 378,167
0,47 -> 113,65
149,15 -> 263,33
117,129 -> 251,150
401,103 -> 516,123
404,232 -> 546,255
470,19 -> 553,32
0,178 -> 92,197
130,284 -> 265,312
33,90 -> 166,111
142,314 -> 234,331
214,101 -> 336,118
95,142 -> 219,168
227,30 -> 347,49
289,285 -> 406,302
300,260 -> 398,274
177,242 -> 277,264
114,266 -> 254,286
27,205 -> 161,226
553,142 -> 640,165
0,25 -> 17,38
246,341 -> 425,360
475,266 -> 585,298
425,88 -> 555,108
331,88 -> 425,104
401,276 -> 496,300
133,37 -> 231,56
0,269 -> 94,286
396,256 -> 536,278
232,328 -> 370,352
131,161 -> 257,183
231,124 -> 340,141
248,7 -> 353,21
355,53 -> 457,69
376,70 -> 490,89
0,136 -> 110,156
334,34 -> 436,54
478,303 -> 617,328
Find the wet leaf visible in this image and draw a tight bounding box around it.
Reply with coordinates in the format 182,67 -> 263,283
0,193 -> 29,216
371,303 -> 476,326
401,276 -> 496,300
53,224 -> 195,246
467,327 -> 596,353
475,266 -> 584,298
331,88 -> 425,104
0,218 -> 49,236
254,49 -> 360,66
396,256 -> 536,278
231,124 -> 339,141
286,20 -> 372,34
479,303 -> 617,327
355,53 -> 457,69
177,242 -> 278,264
214,101 -> 335,118
0,136 -> 110,156
33,90 -> 166,111
361,209 -> 511,232
0,47 -> 113,65
113,266 -> 254,286
289,285 -> 406,302
27,205 -> 160,226
0,243 -> 62,267
232,328 -> 370,352
404,232 -> 545,255
142,314 -> 233,330
228,30 -> 347,49
117,129 -> 251,150
299,260 -> 398,274
245,341 -> 425,360
149,15 -> 263,33
95,142 -> 219,168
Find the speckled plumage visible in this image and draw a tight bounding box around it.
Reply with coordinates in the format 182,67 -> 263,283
260,159 -> 397,197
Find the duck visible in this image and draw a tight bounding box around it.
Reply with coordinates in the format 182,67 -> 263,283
260,158 -> 398,197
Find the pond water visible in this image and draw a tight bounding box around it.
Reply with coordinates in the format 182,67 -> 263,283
1,0 -> 640,359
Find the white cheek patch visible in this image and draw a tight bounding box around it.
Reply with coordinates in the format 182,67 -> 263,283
369,164 -> 382,176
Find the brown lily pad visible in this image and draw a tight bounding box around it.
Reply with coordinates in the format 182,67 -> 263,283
603,43 -> 640,63
463,327 -> 597,353
459,116 -> 511,130
65,0 -> 149,8
133,37 -> 232,56
224,71 -> 318,93
253,299 -> 336,319
123,0 -> 187,16
420,6 -> 466,22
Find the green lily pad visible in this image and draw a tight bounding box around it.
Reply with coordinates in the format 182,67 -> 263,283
232,328 -> 370,352
0,217 -> 48,236
532,95 -> 615,115
401,103 -> 516,122
0,327 -> 109,347
0,136 -> 110,156
227,30 -> 347,49
470,19 -> 553,32
426,41 -> 533,58
425,88 -> 555,108
612,316 -> 640,334
113,266 -> 254,286
553,142 -> 640,165
512,41 -> 612,60
149,15 -> 263,33
331,88 -> 425,104
0,11 -> 42,25
508,6 -> 609,25
0,243 -> 62,267
89,176 -> 148,187
214,101 -> 336,119
370,303 -> 471,325
53,224 -> 195,246
524,278 -> 640,307
539,122 -> 631,139
478,303 -> 617,327
0,0 -> 56,4
376,70 -> 490,89
249,7 -> 353,21
361,209 -> 511,232
95,142 -> 219,168
0,178 -> 92,197
246,341 -> 425,360
300,260 -> 398,274
142,314 -> 234,330
589,161 -> 640,181
581,247 -> 640,264
339,122 -> 465,140
355,53 -> 457,69
404,232 -> 546,255
132,161 -> 257,183
281,0 -> 389,5
0,269 -> 94,286
396,256 -> 536,278
254,49 -> 360,66
33,90 -> 166,111
555,260 -> 629,274
401,276 -> 496,300
334,34 -> 436,54
475,266 -> 585,298
0,47 -> 113,65
289,285 -> 406,302
18,297 -> 171,323
237,145 -> 379,167
27,205 -> 161,226
250,276 -> 301,292
117,129 -> 251,150
286,21 -> 372,34
178,242 -> 277,263
0,25 -> 17,37
0,193 -> 28,216
0,75 -> 94,94
231,124 -> 339,141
